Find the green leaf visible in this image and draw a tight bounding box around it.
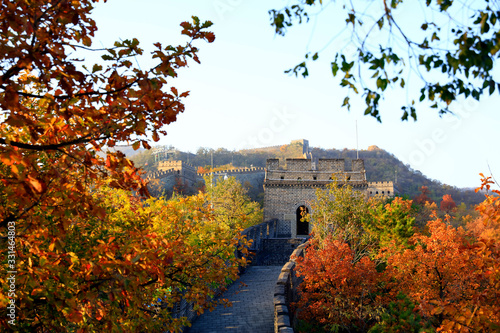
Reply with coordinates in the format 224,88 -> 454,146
331,62 -> 339,76
342,96 -> 349,107
377,17 -> 384,30
92,64 -> 102,73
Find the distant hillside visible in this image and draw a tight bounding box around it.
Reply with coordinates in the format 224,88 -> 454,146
130,141 -> 484,207
308,145 -> 484,207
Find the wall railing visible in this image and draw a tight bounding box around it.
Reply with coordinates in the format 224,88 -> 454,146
273,240 -> 308,333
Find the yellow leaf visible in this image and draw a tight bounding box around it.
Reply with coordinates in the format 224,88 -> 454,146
31,288 -> 43,296
27,175 -> 43,193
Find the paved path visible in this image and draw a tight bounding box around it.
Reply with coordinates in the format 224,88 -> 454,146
188,266 -> 282,333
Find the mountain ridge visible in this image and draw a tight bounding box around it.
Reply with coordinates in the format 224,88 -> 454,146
129,141 -> 484,207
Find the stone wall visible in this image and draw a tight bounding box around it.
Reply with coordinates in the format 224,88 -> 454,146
148,162 -> 265,200
274,241 -> 308,333
367,181 -> 396,197
266,158 -> 367,182
264,158 -> 368,237
263,186 -> 317,228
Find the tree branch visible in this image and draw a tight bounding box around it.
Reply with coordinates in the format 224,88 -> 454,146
0,133 -> 109,151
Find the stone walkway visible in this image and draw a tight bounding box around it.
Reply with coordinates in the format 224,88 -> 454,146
188,266 -> 283,333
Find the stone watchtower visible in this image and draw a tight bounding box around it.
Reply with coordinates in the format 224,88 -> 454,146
157,160 -> 199,188
263,158 -> 368,238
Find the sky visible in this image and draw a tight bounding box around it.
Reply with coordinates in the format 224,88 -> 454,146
89,0 -> 499,189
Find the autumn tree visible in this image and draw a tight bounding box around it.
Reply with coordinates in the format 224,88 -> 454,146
440,194 -> 457,214
0,0 -> 215,232
204,175 -> 262,230
414,186 -> 434,206
269,1 -> 500,121
364,196 -> 415,249
0,1 -> 220,331
383,215 -> 500,332
294,237 -> 383,332
173,177 -> 189,196
294,175 -> 500,332
308,180 -> 375,261
1,186 -> 248,331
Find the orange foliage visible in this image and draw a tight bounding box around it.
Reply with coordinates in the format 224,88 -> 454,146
440,194 -> 457,213
384,216 -> 500,332
414,186 -> 434,205
294,237 -> 383,332
0,1 -> 222,332
295,175 -> 500,332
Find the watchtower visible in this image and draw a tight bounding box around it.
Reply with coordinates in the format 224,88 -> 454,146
263,158 -> 368,238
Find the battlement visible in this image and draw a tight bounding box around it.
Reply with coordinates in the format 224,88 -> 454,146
266,158 -> 366,173
201,167 -> 266,177
158,160 -> 195,171
265,158 -> 366,183
367,181 -> 394,186
146,169 -> 178,180
367,181 -> 396,197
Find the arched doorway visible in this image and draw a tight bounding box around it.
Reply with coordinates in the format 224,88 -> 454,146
296,205 -> 309,236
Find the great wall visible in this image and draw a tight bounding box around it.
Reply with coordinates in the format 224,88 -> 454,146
146,141 -> 397,332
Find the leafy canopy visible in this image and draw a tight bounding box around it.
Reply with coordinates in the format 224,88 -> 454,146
204,175 -> 263,230
0,0 -> 227,331
295,175 -> 500,332
269,0 -> 500,121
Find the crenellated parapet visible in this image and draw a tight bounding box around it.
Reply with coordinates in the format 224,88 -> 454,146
367,181 -> 396,197
265,158 -> 367,185
146,169 -> 178,180
200,167 -> 266,177
158,160 -> 196,172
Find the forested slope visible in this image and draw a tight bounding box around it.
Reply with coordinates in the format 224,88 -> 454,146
130,143 -> 484,207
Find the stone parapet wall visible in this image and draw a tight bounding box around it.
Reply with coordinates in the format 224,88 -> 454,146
274,240 -> 308,333
367,181 -> 396,197
267,158 -> 366,173
317,158 -> 344,172
158,160 -> 196,171
147,169 -> 178,180
240,219 -> 279,254
202,167 -> 265,177
265,158 -> 367,183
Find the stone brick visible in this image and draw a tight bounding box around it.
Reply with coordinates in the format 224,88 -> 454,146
276,315 -> 291,328
274,295 -> 286,306
276,271 -> 289,285
274,284 -> 285,296
281,261 -> 295,273
275,304 -> 288,316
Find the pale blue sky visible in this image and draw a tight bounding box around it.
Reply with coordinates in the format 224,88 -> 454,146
89,0 -> 499,188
